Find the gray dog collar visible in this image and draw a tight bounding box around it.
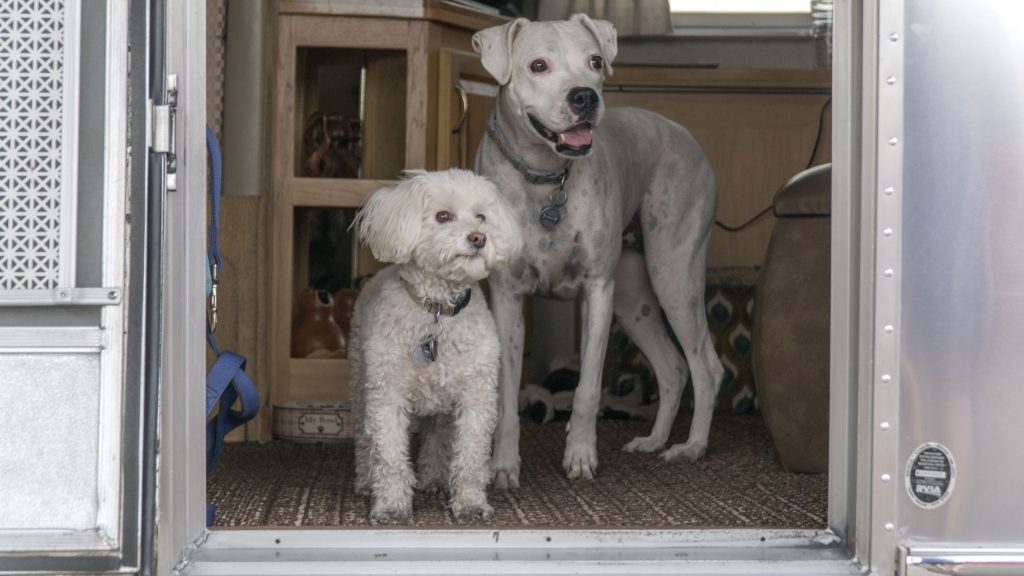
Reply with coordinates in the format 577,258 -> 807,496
486,114 -> 569,185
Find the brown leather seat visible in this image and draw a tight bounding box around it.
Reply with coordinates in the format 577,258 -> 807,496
753,163 -> 831,474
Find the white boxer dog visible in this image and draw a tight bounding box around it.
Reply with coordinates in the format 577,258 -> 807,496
473,15 -> 724,488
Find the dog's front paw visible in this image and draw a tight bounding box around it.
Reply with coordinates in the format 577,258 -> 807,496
660,440 -> 707,462
369,489 -> 413,523
562,441 -> 598,480
622,435 -> 666,454
369,499 -> 412,524
492,467 -> 520,490
450,497 -> 494,522
491,450 -> 521,490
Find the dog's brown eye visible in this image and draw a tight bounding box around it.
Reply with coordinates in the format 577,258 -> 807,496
590,55 -> 603,71
435,211 -> 453,224
476,213 -> 486,223
529,59 -> 548,74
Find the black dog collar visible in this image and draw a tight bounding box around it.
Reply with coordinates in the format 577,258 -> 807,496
406,284 -> 472,317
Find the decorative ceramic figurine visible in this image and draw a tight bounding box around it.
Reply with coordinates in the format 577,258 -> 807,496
291,289 -> 346,358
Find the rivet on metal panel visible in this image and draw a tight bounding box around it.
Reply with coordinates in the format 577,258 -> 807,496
881,374 -> 892,383
886,76 -> 896,85
881,474 -> 891,482
880,422 -> 891,431
888,137 -> 899,146
884,268 -> 894,277
889,33 -> 900,42
883,228 -> 893,236
884,325 -> 894,333
884,186 -> 895,195
107,290 -> 118,300
885,523 -> 894,531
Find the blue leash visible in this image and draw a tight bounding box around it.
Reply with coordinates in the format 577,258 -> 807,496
205,126 -> 260,525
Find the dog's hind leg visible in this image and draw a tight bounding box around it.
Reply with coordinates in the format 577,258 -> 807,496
490,285 -> 525,489
614,249 -> 690,454
349,329 -> 371,496
416,415 -> 452,494
643,174 -> 724,462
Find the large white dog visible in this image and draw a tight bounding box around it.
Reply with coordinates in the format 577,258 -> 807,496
473,15 -> 725,488
349,169 -> 523,521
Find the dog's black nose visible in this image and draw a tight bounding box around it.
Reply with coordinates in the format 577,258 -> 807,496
567,87 -> 599,115
468,232 -> 487,249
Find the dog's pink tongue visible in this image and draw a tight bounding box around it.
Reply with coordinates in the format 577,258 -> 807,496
561,124 -> 592,147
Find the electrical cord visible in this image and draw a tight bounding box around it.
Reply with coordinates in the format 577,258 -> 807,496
803,96 -> 832,171
714,205 -> 773,233
713,96 -> 832,233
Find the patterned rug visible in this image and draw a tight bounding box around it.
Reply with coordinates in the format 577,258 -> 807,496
208,414 -> 826,529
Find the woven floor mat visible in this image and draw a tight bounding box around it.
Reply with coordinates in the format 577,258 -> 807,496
208,414 -> 827,528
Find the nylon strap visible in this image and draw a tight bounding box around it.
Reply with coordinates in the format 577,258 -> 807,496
204,127 -> 260,524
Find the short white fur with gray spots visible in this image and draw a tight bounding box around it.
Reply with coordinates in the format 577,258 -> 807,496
474,15 -> 725,488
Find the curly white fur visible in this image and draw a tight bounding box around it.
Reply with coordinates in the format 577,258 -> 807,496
349,169 -> 523,523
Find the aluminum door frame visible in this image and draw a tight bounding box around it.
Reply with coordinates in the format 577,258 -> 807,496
155,0 -> 209,573
158,1 -> 902,575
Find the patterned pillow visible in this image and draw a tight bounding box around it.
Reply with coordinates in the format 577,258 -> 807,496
601,267 -> 759,415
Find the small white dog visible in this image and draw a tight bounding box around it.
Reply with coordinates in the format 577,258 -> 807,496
349,169 -> 523,522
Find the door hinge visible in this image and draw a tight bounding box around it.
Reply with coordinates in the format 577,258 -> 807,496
150,74 -> 178,191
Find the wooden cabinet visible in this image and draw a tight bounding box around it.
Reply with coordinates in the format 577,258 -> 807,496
437,48 -> 498,170
266,2 -> 504,439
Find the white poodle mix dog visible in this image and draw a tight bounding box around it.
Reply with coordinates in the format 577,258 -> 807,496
349,169 -> 523,522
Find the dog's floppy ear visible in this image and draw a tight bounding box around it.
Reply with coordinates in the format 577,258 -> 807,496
472,18 -> 529,85
570,13 -> 618,76
354,172 -> 427,264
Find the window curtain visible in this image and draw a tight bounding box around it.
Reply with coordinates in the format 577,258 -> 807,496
537,0 -> 672,36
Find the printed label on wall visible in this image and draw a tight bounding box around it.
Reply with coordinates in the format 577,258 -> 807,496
905,442 -> 956,509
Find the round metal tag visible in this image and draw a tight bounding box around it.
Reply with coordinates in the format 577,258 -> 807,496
539,205 -> 562,229
905,442 -> 956,509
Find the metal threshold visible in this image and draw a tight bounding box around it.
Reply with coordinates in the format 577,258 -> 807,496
179,528 -> 865,576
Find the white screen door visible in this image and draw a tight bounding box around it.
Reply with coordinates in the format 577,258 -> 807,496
0,0 -> 155,572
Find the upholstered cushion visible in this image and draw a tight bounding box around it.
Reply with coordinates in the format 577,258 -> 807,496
754,163 -> 831,473
773,163 -> 832,217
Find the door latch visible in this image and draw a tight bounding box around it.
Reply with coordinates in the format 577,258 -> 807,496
151,74 -> 178,191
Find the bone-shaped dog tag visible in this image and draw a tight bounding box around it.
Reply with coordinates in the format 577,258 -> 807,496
539,205 -> 561,230
411,333 -> 438,368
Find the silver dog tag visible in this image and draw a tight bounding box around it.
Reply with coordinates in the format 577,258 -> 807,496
411,333 -> 438,368
539,205 -> 561,229
422,333 -> 438,362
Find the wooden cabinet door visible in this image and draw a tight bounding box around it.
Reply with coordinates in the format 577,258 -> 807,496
437,48 -> 498,170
